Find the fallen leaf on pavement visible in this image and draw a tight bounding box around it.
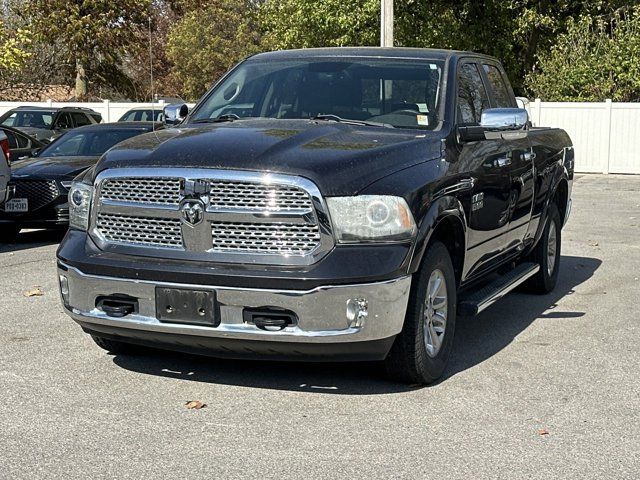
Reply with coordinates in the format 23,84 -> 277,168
588,241 -> 599,247
185,400 -> 206,410
538,428 -> 550,436
23,286 -> 44,297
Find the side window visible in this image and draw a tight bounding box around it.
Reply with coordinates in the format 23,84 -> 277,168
457,63 -> 490,124
483,64 -> 513,108
55,113 -> 73,130
71,112 -> 92,127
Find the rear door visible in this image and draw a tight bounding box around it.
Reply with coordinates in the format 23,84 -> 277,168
481,62 -> 535,250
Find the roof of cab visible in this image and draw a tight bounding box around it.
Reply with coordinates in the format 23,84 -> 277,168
249,47 -> 497,62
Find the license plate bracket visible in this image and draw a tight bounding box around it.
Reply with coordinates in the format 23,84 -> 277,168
4,198 -> 28,213
155,288 -> 218,326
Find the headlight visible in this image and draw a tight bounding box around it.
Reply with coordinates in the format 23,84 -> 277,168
68,182 -> 93,230
326,196 -> 416,243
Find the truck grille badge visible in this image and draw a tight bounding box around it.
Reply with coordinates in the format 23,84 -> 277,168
180,200 -> 205,227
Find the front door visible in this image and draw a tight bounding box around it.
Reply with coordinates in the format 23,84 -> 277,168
454,62 -> 513,278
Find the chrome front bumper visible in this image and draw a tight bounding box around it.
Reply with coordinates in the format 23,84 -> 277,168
57,262 -> 411,345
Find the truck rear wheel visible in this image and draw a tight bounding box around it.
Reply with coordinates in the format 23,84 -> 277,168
522,203 -> 561,294
91,335 -> 146,355
384,241 -> 456,385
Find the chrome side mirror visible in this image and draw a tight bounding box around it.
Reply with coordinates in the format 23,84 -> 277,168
481,108 -> 529,131
163,103 -> 189,126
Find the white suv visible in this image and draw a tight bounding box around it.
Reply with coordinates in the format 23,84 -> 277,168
0,130 -> 10,204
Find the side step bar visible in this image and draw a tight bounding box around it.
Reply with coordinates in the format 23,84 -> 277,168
458,262 -> 540,316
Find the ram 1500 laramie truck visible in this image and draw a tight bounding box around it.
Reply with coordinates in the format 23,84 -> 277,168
57,48 -> 573,384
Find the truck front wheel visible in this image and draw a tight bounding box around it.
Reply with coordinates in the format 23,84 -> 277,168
384,241 -> 457,384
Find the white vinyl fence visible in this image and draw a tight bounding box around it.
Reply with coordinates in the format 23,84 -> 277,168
527,99 -> 640,174
1,99 -> 639,174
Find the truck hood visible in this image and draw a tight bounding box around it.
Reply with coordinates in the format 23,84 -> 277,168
96,119 -> 443,196
11,155 -> 98,180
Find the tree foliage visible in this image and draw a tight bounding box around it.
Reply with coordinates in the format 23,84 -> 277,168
526,7 -> 640,101
0,21 -> 30,75
166,0 -> 262,100
24,0 -> 152,98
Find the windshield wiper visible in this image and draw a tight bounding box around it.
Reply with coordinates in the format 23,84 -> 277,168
192,114 -> 241,124
311,114 -> 394,128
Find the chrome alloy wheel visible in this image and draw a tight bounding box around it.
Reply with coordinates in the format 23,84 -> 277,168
424,269 -> 448,358
547,221 -> 558,276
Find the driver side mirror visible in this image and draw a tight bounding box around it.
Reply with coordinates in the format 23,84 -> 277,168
163,103 -> 189,126
458,108 -> 529,142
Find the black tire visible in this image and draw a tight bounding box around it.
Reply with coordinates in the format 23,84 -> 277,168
384,241 -> 457,385
0,224 -> 21,243
522,203 -> 561,294
91,335 -> 146,355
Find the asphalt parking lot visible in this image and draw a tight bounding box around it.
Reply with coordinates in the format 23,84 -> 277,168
0,174 -> 638,479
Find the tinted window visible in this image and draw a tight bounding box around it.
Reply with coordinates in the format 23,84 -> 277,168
38,129 -> 147,158
191,58 -> 445,130
1,110 -> 54,128
55,112 -> 73,129
457,63 -> 490,124
72,112 -> 92,127
483,64 -> 513,108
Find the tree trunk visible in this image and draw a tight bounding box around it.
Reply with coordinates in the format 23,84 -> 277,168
75,60 -> 87,99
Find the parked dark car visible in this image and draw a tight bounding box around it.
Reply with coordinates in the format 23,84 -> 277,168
0,126 -> 46,160
0,122 -> 162,242
118,107 -> 164,122
0,106 -> 102,143
0,130 -> 9,205
57,48 -> 573,384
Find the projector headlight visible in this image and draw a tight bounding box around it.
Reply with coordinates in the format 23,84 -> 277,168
327,195 -> 417,243
68,181 -> 93,231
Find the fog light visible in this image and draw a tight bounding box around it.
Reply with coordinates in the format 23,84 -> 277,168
59,275 -> 69,306
346,298 -> 368,328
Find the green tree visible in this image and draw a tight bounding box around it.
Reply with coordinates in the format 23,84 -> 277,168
526,7 -> 640,101
260,0 -> 379,49
25,0 -> 152,99
0,21 -> 30,77
166,0 -> 262,100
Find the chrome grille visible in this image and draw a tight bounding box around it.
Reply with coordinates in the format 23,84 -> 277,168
209,182 -> 313,211
91,169 -> 332,265
101,178 -> 181,205
96,213 -> 183,248
211,222 -> 321,254
10,180 -> 59,211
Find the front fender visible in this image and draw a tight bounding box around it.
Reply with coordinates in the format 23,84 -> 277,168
408,195 -> 467,275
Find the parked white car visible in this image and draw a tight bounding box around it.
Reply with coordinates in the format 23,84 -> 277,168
0,130 -> 10,205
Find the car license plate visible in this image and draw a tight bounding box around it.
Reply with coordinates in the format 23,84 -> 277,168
156,288 -> 218,326
4,198 -> 28,213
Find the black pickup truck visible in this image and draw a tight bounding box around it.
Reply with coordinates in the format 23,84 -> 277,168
57,48 -> 573,384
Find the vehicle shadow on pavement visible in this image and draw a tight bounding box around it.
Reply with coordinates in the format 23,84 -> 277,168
443,254 -> 601,383
112,255 -> 600,395
0,229 -> 66,253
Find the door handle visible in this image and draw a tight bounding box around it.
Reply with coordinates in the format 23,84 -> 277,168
522,151 -> 537,162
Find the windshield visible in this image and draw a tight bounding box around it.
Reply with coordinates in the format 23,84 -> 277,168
190,58 -> 444,130
1,110 -> 55,128
38,129 -> 148,158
